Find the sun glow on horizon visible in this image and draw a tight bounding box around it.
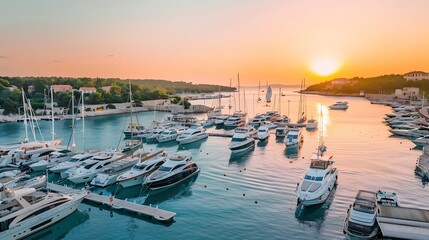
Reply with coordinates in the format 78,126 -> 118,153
310,57 -> 341,77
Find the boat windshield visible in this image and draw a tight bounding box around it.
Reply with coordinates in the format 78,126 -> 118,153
158,166 -> 172,172
133,164 -> 147,170
304,175 -> 323,181
231,137 -> 245,142
258,129 -> 266,133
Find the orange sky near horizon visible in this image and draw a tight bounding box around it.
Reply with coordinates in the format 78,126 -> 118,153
1,0 -> 429,86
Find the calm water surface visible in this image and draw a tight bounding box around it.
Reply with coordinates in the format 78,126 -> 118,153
2,87 -> 426,240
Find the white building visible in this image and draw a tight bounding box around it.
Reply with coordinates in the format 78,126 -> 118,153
395,87 -> 420,100
52,84 -> 73,92
79,87 -> 97,94
404,71 -> 429,81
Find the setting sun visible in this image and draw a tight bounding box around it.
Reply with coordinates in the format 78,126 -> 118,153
310,57 -> 341,76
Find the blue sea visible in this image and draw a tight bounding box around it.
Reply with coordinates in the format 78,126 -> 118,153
2,87 -> 425,240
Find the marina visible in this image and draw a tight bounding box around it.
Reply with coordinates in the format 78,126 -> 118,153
0,86 -> 429,240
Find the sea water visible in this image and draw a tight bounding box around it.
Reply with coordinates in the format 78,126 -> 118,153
1,87 -> 424,240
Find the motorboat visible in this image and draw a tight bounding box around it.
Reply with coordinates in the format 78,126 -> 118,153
157,127 -> 187,143
248,117 -> 266,128
123,123 -> 145,137
144,151 -> 200,190
261,111 -> 280,121
67,150 -> 128,184
29,150 -> 73,172
90,156 -> 140,188
0,187 -> 85,239
145,129 -> 166,143
412,135 -> 429,147
5,147 -> 58,169
389,127 -> 429,138
117,151 -> 167,188
214,115 -> 230,126
264,121 -> 278,130
275,127 -> 289,138
255,125 -> 270,141
284,128 -> 303,149
50,152 -> 95,175
121,140 -> 142,153
234,126 -> 257,138
296,154 -> 337,206
224,117 -> 246,129
176,127 -> 208,145
343,190 -> 399,239
415,146 -> 429,179
329,101 -> 349,110
229,131 -> 255,154
273,116 -> 290,127
306,119 -> 318,130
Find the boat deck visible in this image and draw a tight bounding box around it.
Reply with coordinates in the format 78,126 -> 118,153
377,205 -> 429,240
47,182 -> 176,222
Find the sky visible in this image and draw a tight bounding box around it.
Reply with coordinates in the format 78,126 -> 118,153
1,0 -> 429,85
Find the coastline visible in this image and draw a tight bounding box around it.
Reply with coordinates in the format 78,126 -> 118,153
301,90 -> 364,98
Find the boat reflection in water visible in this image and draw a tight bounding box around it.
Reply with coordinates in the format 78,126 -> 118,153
177,138 -> 207,150
295,187 -> 336,229
25,210 -> 89,240
284,147 -> 299,160
229,149 -> 253,167
144,173 -> 199,205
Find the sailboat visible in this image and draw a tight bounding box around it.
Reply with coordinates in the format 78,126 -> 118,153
266,85 -> 272,103
122,81 -> 142,153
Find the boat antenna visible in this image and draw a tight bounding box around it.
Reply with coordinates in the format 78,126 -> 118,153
21,88 -> 29,142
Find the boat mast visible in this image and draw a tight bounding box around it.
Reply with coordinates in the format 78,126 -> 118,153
71,90 -> 76,150
81,89 -> 85,151
257,80 -> 261,102
50,86 -> 55,145
21,88 -> 29,142
279,87 -> 282,115
228,78 -> 232,114
238,73 -> 241,112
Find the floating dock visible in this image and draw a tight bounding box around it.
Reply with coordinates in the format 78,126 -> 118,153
46,182 -> 176,222
377,205 -> 429,240
207,132 -> 234,137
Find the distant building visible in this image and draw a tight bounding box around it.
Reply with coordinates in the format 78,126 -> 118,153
395,87 -> 419,100
79,87 -> 97,94
404,71 -> 429,81
5,86 -> 18,91
101,86 -> 112,92
28,85 -> 35,93
52,84 -> 73,92
330,78 -> 358,88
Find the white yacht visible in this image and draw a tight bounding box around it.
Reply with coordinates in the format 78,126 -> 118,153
273,116 -> 290,127
412,135 -> 429,148
234,126 -> 257,138
50,153 -> 95,175
229,131 -> 255,154
284,128 -> 303,149
90,156 -> 140,188
6,147 -> 58,169
296,154 -> 337,206
275,127 -> 289,138
123,123 -> 145,137
329,101 -> 349,110
29,150 -> 73,172
224,117 -> 245,128
389,127 -> 429,138
248,117 -> 266,128
0,187 -> 85,239
67,150 -> 126,184
145,129 -> 166,143
117,151 -> 167,188
214,115 -> 230,126
144,151 -> 200,190
176,127 -> 208,145
157,127 -> 187,143
343,190 -> 399,239
415,146 -> 429,179
255,125 -> 270,141
306,119 -> 318,130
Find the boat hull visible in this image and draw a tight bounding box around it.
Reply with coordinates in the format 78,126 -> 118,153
118,175 -> 146,188
147,168 -> 200,191
177,134 -> 208,145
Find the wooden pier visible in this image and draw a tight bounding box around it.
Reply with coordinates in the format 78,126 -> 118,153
47,182 -> 176,222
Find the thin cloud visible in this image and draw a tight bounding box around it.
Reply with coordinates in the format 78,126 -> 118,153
0,55 -> 9,59
107,54 -> 115,57
53,60 -> 63,63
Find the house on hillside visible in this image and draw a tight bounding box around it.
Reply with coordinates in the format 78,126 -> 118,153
395,87 -> 420,100
404,71 -> 429,81
79,87 -> 97,94
101,86 -> 112,92
52,84 -> 73,92
28,85 -> 35,93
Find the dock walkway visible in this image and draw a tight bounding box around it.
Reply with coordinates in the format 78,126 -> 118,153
47,182 -> 176,222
